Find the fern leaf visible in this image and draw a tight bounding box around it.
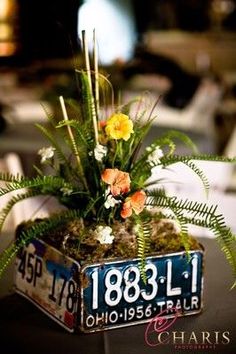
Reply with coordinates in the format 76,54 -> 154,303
0,175 -> 66,197
40,102 -> 55,126
79,71 -> 93,125
32,165 -> 44,176
146,189 -> 236,284
161,154 -> 236,166
135,215 -> 152,283
64,98 -> 82,121
35,123 -> 69,165
164,130 -> 198,154
56,119 -> 93,149
0,172 -> 24,183
0,190 -> 40,232
0,209 -> 81,277
181,213 -> 236,284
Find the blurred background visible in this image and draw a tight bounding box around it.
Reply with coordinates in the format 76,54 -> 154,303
1,0 -> 236,237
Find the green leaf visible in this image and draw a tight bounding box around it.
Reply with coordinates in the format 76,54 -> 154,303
0,190 -> 41,232
35,123 -> 69,166
135,214 -> 152,283
146,189 -> 236,284
0,175 -> 66,197
0,209 -> 81,277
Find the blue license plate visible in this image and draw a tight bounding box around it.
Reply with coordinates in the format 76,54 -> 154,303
80,250 -> 203,332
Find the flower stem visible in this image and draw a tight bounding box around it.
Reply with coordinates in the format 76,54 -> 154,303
112,141 -> 119,167
81,30 -> 99,145
59,96 -> 89,191
93,29 -> 99,118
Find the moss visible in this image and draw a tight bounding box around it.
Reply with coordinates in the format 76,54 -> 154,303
16,214 -> 202,265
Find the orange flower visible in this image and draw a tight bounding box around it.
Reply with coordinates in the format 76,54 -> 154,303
101,168 -> 131,196
105,113 -> 133,141
120,200 -> 133,218
121,190 -> 147,219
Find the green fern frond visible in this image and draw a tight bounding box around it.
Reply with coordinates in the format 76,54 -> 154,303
146,189 -> 218,220
135,215 -> 152,283
0,190 -> 41,232
0,242 -> 19,278
121,119 -> 153,170
160,154 -> 236,194
0,175 -> 66,197
79,71 -> 94,125
163,130 -> 198,154
174,211 -> 190,258
83,196 -> 102,218
32,165 -> 44,176
35,123 -> 69,165
64,98 -> 82,120
146,190 -> 192,255
56,119 -> 93,149
130,133 -> 179,181
146,189 -> 236,283
161,154 -> 236,166
0,171 -> 24,183
119,96 -> 142,116
211,216 -> 236,284
146,129 -> 198,161
40,102 -> 55,125
0,209 -> 81,277
131,131 -> 219,183
183,160 -> 210,195
179,214 -> 236,285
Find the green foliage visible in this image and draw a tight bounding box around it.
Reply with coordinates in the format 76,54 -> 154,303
79,71 -> 94,131
0,175 -> 67,197
146,189 -> 236,285
35,123 -> 67,164
0,190 -> 40,232
0,171 -> 25,183
0,65 -> 236,288
0,209 -> 81,277
135,214 -> 152,283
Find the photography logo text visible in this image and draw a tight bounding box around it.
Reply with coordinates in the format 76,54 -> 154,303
145,309 -> 230,350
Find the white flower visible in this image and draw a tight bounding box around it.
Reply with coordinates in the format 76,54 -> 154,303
38,146 -> 55,163
147,146 -> 164,166
104,194 -> 120,209
94,144 -> 107,161
60,187 -> 73,196
104,187 -> 120,209
95,225 -> 114,245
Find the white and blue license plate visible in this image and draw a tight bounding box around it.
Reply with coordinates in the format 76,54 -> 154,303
15,239 -> 204,333
80,250 -> 204,332
15,239 -> 80,332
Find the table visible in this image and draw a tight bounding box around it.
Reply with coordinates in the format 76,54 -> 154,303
0,236 -> 235,354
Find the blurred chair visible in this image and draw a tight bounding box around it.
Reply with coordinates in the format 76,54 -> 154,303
224,123 -> 236,158
124,76 -> 222,137
123,48 -> 223,150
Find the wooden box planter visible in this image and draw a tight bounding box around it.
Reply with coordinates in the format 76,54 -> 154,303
15,238 -> 204,333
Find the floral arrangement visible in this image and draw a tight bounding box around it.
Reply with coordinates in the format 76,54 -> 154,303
0,31 -> 236,285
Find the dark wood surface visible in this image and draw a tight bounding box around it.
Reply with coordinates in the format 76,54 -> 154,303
0,237 -> 236,354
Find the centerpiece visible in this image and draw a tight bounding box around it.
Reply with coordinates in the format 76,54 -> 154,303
0,31 -> 235,333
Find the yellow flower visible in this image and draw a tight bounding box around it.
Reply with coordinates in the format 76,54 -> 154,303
105,113 -> 133,141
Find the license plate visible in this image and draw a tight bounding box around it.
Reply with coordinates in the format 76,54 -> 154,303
15,239 -> 80,332
80,250 -> 203,332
